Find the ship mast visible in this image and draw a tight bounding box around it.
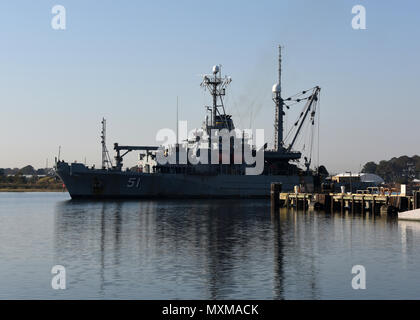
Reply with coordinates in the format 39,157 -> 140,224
201,65 -> 232,131
272,45 -> 284,152
101,118 -> 112,169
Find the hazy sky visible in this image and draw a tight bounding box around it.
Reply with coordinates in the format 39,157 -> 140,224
1,0 -> 419,173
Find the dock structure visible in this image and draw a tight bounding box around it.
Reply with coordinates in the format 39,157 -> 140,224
271,183 -> 420,215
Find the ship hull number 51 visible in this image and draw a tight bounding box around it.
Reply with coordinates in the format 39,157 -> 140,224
127,177 -> 141,188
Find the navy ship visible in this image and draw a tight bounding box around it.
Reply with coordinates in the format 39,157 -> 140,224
55,47 -> 321,199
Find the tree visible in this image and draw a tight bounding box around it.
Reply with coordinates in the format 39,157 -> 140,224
36,169 -> 46,175
318,165 -> 329,176
18,165 -> 36,175
361,161 -> 377,174
360,156 -> 420,182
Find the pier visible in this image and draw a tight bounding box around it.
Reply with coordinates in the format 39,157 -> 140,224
271,183 -> 420,214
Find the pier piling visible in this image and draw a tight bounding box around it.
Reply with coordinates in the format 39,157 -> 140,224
414,191 -> 420,210
271,183 -> 282,209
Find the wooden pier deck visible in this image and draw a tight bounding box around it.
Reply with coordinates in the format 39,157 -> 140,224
271,183 -> 420,214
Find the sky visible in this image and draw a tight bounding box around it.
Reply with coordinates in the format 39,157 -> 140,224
0,0 -> 419,173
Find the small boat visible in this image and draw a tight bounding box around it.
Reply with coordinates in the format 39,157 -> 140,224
398,209 -> 420,221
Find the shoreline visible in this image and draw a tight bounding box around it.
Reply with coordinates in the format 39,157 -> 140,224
0,188 -> 66,192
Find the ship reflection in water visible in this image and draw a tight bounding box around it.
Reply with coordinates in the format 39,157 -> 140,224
50,198 -> 420,299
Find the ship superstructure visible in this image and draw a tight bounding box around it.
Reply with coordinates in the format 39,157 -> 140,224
55,46 -> 321,199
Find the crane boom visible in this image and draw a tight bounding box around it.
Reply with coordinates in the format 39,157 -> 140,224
287,86 -> 320,152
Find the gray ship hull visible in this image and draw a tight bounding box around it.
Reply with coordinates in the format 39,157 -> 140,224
56,162 -> 314,199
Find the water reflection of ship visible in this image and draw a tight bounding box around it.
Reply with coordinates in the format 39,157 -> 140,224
52,201 -> 402,298
272,208 -> 318,299
53,201 -> 413,299
54,200 -> 287,298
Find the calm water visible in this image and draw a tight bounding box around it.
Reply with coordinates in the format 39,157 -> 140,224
0,192 -> 419,299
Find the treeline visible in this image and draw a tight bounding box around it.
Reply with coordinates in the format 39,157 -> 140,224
0,165 -> 52,176
362,155 -> 420,183
0,165 -> 61,190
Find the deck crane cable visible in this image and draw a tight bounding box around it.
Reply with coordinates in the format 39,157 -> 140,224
283,88 -> 315,142
287,87 -> 320,152
290,95 -> 317,170
307,99 -> 317,169
317,92 -> 321,172
283,101 -> 308,143
306,91 -> 319,170
296,114 -> 312,154
295,120 -> 307,152
283,86 -> 318,100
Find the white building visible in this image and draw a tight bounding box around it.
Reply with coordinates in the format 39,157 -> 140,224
332,173 -> 384,185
